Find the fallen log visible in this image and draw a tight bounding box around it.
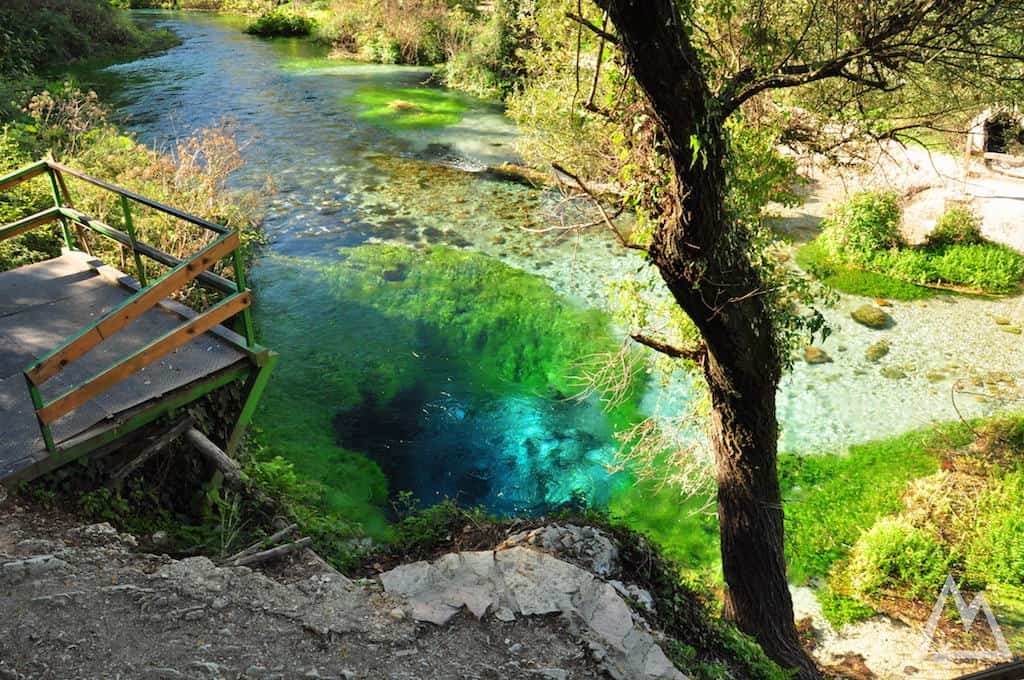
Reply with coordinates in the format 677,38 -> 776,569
185,427 -> 242,486
223,523 -> 297,564
230,537 -> 312,568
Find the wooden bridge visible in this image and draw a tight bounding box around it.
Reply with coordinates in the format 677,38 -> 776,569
0,160 -> 276,484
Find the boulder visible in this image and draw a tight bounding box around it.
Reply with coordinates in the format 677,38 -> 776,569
851,305 -> 893,329
380,545 -> 686,680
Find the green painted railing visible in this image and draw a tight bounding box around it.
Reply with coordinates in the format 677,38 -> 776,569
0,159 -> 270,458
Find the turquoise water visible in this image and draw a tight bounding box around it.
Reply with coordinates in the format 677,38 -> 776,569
102,12 -> 642,521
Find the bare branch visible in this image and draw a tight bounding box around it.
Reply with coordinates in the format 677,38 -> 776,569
550,162 -> 646,251
629,333 -> 705,362
566,12 -> 620,45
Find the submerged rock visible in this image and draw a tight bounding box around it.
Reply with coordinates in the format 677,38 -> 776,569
865,340 -> 890,362
803,346 -> 832,364
851,305 -> 894,329
880,367 -> 907,380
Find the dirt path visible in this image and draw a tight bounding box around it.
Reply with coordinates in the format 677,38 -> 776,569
0,500 -> 608,680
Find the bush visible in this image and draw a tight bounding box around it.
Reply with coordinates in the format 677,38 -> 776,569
845,517 -> 953,598
968,471 -> 1024,587
817,588 -> 876,627
928,207 -> 984,246
245,9 -> 317,37
868,243 -> 1024,294
820,191 -> 903,264
808,193 -> 1024,295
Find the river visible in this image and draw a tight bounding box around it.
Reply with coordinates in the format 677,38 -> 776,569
97,11 -> 1023,539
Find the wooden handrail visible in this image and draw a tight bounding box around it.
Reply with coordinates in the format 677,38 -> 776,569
0,206 -> 63,242
58,208 -> 238,294
0,161 -> 49,194
26,230 -> 240,386
36,291 -> 252,424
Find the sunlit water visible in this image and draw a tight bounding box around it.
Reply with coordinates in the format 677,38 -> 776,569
99,12 -> 1023,517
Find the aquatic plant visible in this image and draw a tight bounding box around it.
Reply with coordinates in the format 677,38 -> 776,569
253,245 -> 645,537
349,87 -> 469,129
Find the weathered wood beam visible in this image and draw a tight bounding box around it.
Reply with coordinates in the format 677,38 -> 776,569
28,230 -> 241,386
36,291 -> 251,423
184,427 -> 242,487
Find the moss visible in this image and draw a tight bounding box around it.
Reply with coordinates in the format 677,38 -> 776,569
349,87 -> 469,129
779,424 -> 962,583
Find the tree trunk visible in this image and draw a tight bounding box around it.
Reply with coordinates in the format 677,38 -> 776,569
591,1 -> 820,677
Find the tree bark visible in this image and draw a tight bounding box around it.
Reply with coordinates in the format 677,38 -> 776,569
591,1 -> 819,677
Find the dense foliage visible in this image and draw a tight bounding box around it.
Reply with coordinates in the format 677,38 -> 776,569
244,8 -> 317,37
815,192 -> 1024,294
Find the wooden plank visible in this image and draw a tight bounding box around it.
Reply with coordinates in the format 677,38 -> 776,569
65,250 -> 250,351
59,208 -> 237,294
0,207 -> 62,243
3,363 -> 251,485
36,291 -> 251,424
0,161 -> 49,194
27,230 -> 240,386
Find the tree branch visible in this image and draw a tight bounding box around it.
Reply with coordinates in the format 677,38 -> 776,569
630,333 -> 705,362
551,162 -> 646,251
566,12 -> 619,45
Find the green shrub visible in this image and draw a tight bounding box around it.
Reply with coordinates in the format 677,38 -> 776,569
869,243 -> 1024,294
820,191 -> 903,264
930,243 -> 1024,293
928,208 -> 984,246
806,194 -> 1024,295
968,471 -> 1024,587
245,9 -> 317,37
817,588 -> 876,627
845,517 -> 953,598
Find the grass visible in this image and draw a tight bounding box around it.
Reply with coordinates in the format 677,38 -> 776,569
606,421 -> 972,585
795,239 -> 938,300
349,87 -> 469,129
779,424 -> 963,584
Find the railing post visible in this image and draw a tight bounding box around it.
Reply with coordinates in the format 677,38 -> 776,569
25,377 -> 57,455
119,195 -> 148,286
46,166 -> 75,250
232,248 -> 256,347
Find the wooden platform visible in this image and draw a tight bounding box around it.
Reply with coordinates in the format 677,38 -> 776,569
0,251 -> 250,481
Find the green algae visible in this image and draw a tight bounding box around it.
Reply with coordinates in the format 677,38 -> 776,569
278,56 -> 363,71
349,87 -> 469,129
253,244 -> 645,540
